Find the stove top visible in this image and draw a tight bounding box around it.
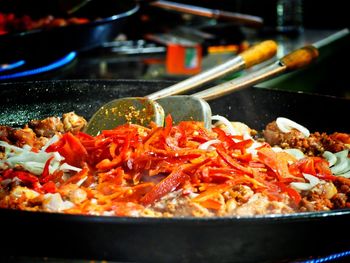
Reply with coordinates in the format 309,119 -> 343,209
0,29 -> 348,101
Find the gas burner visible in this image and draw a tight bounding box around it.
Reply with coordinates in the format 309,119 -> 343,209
301,250 -> 350,263
0,52 -> 77,81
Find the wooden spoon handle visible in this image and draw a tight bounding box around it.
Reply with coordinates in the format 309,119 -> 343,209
280,45 -> 319,71
193,46 -> 319,101
150,0 -> 263,27
240,40 -> 278,68
148,40 -> 277,100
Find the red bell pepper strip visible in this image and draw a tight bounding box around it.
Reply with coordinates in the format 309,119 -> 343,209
140,167 -> 186,205
41,181 -> 57,194
46,132 -> 88,167
275,182 -> 302,205
216,148 -> 253,175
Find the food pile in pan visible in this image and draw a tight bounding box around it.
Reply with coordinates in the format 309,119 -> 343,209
0,112 -> 349,217
0,12 -> 90,35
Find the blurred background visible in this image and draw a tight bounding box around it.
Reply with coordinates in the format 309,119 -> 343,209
0,0 -> 349,97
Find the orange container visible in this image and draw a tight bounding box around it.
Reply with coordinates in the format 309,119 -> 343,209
166,43 -> 202,75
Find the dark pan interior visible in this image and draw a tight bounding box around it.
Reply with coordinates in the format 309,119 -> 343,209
0,80 -> 350,263
0,79 -> 349,133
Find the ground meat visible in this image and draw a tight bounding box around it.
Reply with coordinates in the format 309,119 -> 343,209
263,121 -> 347,156
299,192 -> 333,212
332,177 -> 350,209
233,193 -> 296,215
332,193 -> 348,209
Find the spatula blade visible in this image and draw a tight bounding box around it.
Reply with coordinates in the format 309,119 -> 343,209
84,97 -> 164,135
157,95 -> 212,129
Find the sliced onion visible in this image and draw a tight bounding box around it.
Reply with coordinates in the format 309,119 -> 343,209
246,141 -> 264,156
272,147 -> 283,152
276,117 -> 310,138
303,173 -> 320,187
339,170 -> 350,178
0,141 -> 26,154
283,148 -> 305,160
323,151 -> 337,167
0,139 -> 77,176
198,139 -> 221,150
59,163 -> 82,172
290,173 -> 319,191
76,176 -> 88,187
41,135 -> 60,151
290,182 -> 313,191
331,149 -> 350,175
43,193 -> 74,212
211,115 -> 236,135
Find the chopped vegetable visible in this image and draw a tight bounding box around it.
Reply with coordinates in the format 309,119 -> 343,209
0,114 -> 349,217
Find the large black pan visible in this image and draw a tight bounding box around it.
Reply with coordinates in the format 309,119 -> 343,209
0,1 -> 139,62
0,80 -> 350,263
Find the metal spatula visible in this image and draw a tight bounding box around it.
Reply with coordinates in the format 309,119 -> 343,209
85,40 -> 278,135
157,28 -> 349,127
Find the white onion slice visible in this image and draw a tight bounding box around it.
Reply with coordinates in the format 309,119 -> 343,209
331,151 -> 350,175
303,173 -> 320,187
276,117 -> 310,138
0,139 -> 80,176
339,170 -> 350,178
323,151 -> 337,167
290,182 -> 313,191
41,135 -> 60,151
211,115 -> 236,135
43,193 -> 74,212
284,148 -> 305,160
290,173 -> 319,191
198,139 -> 221,151
59,163 -> 82,172
76,176 -> 88,187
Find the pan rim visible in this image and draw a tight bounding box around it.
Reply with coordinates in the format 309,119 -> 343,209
1,206 -> 350,224
0,4 -> 140,40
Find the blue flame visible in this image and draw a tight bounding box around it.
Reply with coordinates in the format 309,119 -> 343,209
0,60 -> 26,73
300,250 -> 350,263
0,52 -> 76,80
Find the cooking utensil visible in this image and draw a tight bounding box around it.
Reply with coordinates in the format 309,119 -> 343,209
42,0 -> 263,27
149,0 -> 263,28
84,40 -> 278,135
0,80 -> 349,263
158,28 -> 350,124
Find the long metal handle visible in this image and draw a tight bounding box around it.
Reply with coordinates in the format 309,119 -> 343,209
147,40 -> 277,100
193,46 -> 319,101
193,63 -> 286,101
150,0 -> 263,27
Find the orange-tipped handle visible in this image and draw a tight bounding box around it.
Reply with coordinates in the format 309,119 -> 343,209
280,45 -> 319,71
240,40 -> 278,68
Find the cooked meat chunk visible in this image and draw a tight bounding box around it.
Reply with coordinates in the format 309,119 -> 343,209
263,121 -> 347,156
0,126 -> 14,143
62,112 -> 87,134
1,112 -> 86,151
28,112 -> 86,137
29,117 -> 64,137
12,127 -> 37,147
